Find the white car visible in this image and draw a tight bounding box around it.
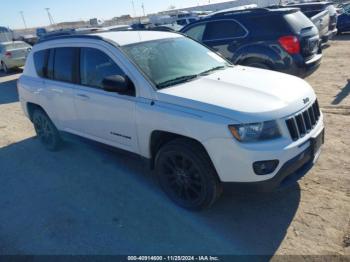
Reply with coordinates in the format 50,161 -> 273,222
0,41 -> 31,73
17,31 -> 324,210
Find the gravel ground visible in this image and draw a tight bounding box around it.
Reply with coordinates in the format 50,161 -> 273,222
0,34 -> 349,256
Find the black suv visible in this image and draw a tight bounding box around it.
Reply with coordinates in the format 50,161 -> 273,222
180,7 -> 322,78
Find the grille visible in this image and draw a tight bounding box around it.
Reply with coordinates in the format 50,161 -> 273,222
285,100 -> 321,141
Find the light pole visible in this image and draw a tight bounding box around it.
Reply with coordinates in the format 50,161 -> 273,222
45,8 -> 55,26
20,11 -> 27,29
141,3 -> 146,17
131,0 -> 136,17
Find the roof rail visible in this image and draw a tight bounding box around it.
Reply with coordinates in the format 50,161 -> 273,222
210,7 -> 270,17
37,33 -> 104,44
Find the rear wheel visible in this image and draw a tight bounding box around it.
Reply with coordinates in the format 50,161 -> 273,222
1,61 -> 9,74
155,139 -> 222,210
32,109 -> 62,151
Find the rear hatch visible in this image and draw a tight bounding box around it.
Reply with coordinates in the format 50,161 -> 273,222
284,11 -> 320,59
310,10 -> 330,37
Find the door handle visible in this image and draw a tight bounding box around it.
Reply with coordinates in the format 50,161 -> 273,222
76,94 -> 90,100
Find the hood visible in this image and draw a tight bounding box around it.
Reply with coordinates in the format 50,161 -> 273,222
156,66 -> 316,123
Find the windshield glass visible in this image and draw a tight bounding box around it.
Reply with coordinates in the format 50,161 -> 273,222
122,37 -> 230,89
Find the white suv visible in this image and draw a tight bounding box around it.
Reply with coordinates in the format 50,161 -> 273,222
18,31 -> 324,210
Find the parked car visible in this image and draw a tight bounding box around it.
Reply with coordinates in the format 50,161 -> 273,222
337,4 -> 350,33
18,31 -> 324,209
18,34 -> 38,46
285,2 -> 338,43
0,41 -> 31,73
36,28 -> 47,38
181,7 -> 322,78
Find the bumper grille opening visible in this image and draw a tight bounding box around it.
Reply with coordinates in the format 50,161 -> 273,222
286,100 -> 321,141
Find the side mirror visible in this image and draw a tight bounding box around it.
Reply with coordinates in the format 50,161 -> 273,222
102,75 -> 135,95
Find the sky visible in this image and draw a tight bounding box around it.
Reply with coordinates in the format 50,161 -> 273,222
1,0 -> 229,29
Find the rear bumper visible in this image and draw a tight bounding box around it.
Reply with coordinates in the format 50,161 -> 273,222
283,53 -> 322,78
321,28 -> 338,43
4,57 -> 26,69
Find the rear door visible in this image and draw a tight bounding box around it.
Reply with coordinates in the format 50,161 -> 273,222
202,19 -> 248,60
41,47 -> 79,130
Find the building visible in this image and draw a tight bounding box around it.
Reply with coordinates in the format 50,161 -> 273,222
159,0 -> 280,15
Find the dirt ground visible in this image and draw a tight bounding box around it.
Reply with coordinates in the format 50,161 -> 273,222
0,34 -> 349,256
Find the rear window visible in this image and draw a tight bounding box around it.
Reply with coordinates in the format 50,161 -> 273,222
204,20 -> 246,40
53,47 -> 78,83
249,15 -> 291,36
5,42 -> 30,50
34,50 -> 48,78
284,11 -> 315,34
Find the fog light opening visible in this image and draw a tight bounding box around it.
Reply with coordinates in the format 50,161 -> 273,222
253,160 -> 279,175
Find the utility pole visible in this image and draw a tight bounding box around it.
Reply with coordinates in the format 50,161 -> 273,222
45,8 -> 55,26
19,11 -> 27,29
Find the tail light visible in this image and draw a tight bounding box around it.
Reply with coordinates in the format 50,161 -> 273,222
5,51 -> 12,58
278,36 -> 300,54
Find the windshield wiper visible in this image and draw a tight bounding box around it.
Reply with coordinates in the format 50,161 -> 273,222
157,74 -> 198,89
199,66 -> 227,76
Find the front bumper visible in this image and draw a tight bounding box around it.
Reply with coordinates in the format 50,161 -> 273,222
203,114 -> 324,188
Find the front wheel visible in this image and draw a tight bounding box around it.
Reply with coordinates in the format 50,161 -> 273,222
155,139 -> 222,210
32,109 -> 62,151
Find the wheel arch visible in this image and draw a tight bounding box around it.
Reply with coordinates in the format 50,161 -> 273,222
149,130 -> 213,170
26,102 -> 46,121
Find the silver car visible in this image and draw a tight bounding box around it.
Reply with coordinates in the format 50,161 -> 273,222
0,41 -> 31,73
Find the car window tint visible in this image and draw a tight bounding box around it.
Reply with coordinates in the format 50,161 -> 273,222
204,20 -> 246,40
33,50 -> 48,78
250,15 -> 290,36
53,47 -> 78,83
47,49 -> 55,79
177,19 -> 187,25
184,24 -> 206,41
80,47 -> 125,89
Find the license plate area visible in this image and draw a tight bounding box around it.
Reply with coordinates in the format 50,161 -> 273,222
310,129 -> 325,161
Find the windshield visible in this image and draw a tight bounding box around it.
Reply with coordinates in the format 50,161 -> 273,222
122,37 -> 230,89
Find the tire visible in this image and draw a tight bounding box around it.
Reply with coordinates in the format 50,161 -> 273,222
1,61 -> 9,74
155,138 -> 223,210
32,109 -> 62,151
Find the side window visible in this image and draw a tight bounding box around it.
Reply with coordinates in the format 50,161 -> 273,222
47,49 -> 54,79
80,47 -> 125,89
53,47 -> 78,83
204,20 -> 246,41
33,50 -> 48,78
184,24 -> 206,41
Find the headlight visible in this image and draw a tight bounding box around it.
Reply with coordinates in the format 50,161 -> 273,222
228,121 -> 281,142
